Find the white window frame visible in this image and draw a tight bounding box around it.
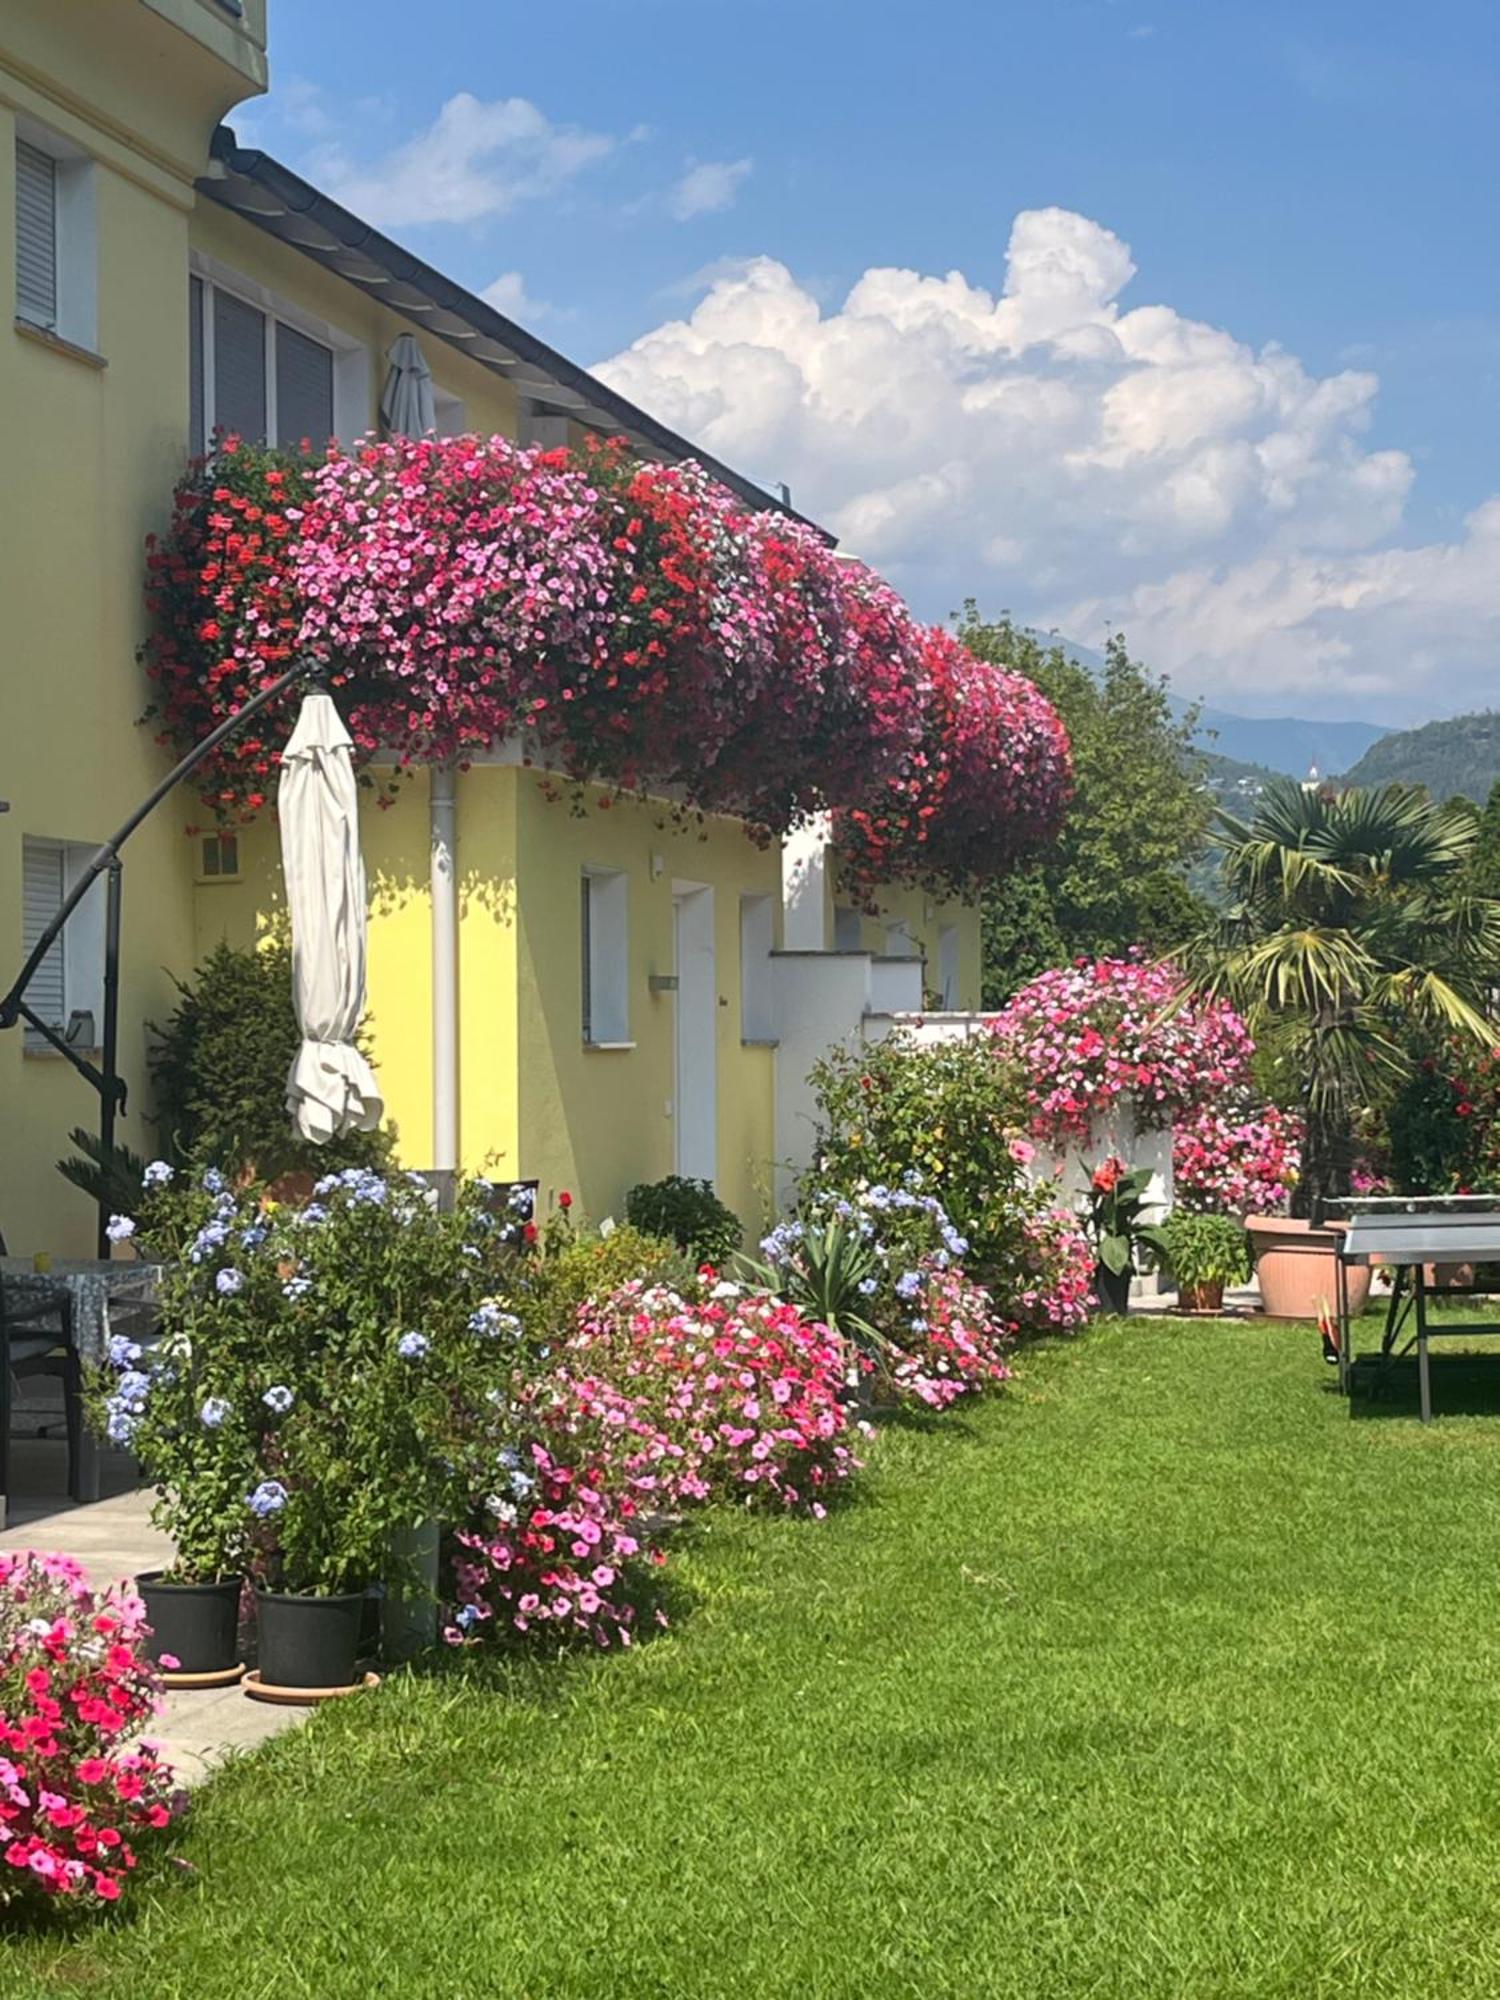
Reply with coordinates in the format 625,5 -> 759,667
739,893 -> 776,1043
20,836 -> 105,1052
14,121 -> 98,352
581,866 -> 631,1047
833,904 -> 863,953
188,253 -> 369,452
195,831 -> 242,883
937,924 -> 961,1009
882,919 -> 919,959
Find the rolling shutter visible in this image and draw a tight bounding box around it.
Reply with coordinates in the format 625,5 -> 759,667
275,321 -> 334,449
189,274 -> 205,452
21,839 -> 66,1033
15,140 -> 57,328
212,287 -> 266,442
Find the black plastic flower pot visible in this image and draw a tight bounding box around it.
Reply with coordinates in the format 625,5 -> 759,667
136,1572 -> 243,1676
1093,1262 -> 1132,1317
255,1587 -> 366,1690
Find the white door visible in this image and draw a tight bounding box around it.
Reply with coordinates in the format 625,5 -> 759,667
673,883 -> 717,1182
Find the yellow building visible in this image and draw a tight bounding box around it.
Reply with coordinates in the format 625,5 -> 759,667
0,0 -> 980,1256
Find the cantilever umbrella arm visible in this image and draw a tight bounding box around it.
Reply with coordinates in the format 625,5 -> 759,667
0,657 -> 326,1254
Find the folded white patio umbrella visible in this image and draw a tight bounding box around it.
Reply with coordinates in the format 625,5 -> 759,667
278,690 -> 384,1144
380,332 -> 436,439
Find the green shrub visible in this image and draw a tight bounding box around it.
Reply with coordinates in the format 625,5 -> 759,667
624,1177 -> 743,1267
1159,1210 -> 1251,1290
529,1225 -> 691,1333
808,1031 -> 1030,1280
148,939 -> 389,1182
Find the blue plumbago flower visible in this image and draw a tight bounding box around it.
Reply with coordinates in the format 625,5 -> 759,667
471,1175 -> 495,1196
282,1275 -> 312,1300
215,1267 -> 245,1297
909,1317 -> 929,1334
106,1334 -> 142,1368
455,1603 -> 481,1631
468,1302 -> 522,1340
857,1277 -> 879,1296
509,1470 -> 534,1499
865,1185 -> 893,1211
247,1479 -> 288,1518
200,1168 -> 227,1195
896,1270 -> 924,1300
188,1220 -> 229,1264
833,1198 -> 854,1221
263,1384 -> 295,1415
942,1227 -> 970,1259
239,1223 -> 268,1250
142,1160 -> 174,1188
397,1330 -> 430,1360
298,1204 -> 329,1227
508,1185 -> 535,1217
200,1396 -> 231,1429
461,1244 -> 482,1262
105,1214 -> 136,1244
105,1406 -> 139,1447
116,1370 -> 151,1403
497,1445 -> 521,1471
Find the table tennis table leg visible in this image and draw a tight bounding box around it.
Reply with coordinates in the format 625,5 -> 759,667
1416,1270 -> 1432,1423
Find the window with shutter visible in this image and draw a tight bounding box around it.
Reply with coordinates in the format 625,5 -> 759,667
212,287 -> 267,441
275,321 -> 334,449
21,838 -> 66,1036
15,139 -> 57,328
189,274 -> 205,452
580,874 -> 594,1042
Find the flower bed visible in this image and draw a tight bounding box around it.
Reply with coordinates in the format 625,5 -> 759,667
0,1554 -> 179,1909
142,434 -> 1070,894
990,954 -> 1256,1144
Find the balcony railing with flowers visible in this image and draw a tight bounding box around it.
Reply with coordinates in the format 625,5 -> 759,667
143,433 -> 1072,898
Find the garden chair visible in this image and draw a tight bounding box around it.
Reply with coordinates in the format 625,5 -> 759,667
0,1230 -> 84,1504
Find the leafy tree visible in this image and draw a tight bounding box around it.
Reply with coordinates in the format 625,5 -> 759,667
957,611 -> 1212,1002
1181,779 -> 1500,1216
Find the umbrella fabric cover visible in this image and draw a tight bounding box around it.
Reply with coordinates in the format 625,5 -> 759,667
278,690 -> 384,1143
380,332 -> 436,439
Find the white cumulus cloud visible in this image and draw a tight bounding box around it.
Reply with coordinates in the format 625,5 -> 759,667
310,93 -> 614,228
668,157 -> 753,221
596,207 -> 1496,717
479,271 -> 555,324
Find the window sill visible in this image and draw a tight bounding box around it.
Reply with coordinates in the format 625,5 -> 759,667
14,318 -> 107,371
24,1043 -> 102,1061
583,1040 -> 636,1052
741,1037 -> 780,1049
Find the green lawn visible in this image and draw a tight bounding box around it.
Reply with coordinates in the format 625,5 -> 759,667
12,1315 -> 1500,1998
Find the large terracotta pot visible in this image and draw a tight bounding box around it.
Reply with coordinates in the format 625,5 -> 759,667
1246,1215 -> 1370,1321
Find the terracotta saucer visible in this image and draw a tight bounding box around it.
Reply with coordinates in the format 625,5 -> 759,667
242,1669 -> 381,1707
159,1662 -> 246,1690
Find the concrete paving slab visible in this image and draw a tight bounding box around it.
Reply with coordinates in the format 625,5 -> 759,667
1,1439 -> 309,1778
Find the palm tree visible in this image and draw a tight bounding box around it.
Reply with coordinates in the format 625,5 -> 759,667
1181,779 -> 1500,1216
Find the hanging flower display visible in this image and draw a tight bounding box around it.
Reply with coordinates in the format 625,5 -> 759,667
989,953 -> 1256,1143
836,625 -> 1074,901
140,433 -> 1072,886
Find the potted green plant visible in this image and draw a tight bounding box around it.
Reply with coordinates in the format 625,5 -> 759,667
89,1179 -> 256,1685
1159,1210 -> 1251,1314
95,1163 -> 527,1697
1082,1159 -> 1169,1317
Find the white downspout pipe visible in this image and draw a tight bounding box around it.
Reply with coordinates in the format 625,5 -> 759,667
430,761 -> 458,1173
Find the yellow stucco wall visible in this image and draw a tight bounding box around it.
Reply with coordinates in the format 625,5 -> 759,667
0,7 -> 263,1254
187,201 -> 520,444
829,882 -> 983,1010
512,772 -> 780,1234
191,765 -> 779,1235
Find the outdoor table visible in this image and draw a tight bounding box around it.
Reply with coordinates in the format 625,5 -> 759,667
0,1256 -> 162,1511
1337,1197 -> 1500,1422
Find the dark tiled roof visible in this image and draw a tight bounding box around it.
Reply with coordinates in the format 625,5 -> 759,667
200,127 -> 827,535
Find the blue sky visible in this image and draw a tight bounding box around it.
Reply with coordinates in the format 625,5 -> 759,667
239,1 -> 1500,722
